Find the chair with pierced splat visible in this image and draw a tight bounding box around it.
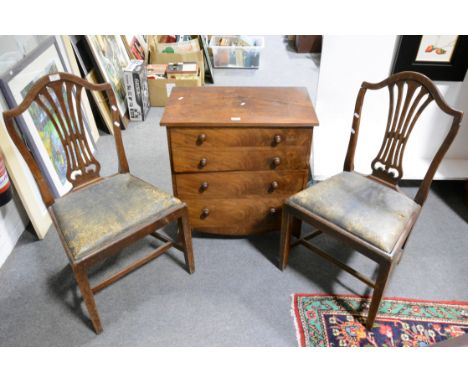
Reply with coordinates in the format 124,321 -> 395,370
279,71 -> 463,330
2,72 -> 195,334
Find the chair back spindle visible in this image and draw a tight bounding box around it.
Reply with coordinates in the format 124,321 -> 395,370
344,71 -> 463,205
2,72 -> 129,207
34,80 -> 101,186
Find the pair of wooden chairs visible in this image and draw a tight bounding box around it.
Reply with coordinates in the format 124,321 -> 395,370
3,71 -> 463,335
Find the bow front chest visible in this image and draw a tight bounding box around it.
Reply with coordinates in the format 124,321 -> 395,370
160,86 -> 319,235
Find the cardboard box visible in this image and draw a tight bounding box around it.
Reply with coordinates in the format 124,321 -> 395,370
154,36 -> 200,54
147,68 -> 202,107
149,36 -> 205,85
123,60 -> 150,121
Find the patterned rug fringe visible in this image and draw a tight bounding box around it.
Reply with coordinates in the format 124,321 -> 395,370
290,294 -> 303,347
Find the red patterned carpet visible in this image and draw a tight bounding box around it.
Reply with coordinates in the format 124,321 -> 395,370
292,294 -> 468,347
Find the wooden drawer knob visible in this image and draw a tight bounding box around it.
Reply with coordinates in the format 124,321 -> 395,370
273,135 -> 282,145
272,157 -> 281,167
199,158 -> 207,168
269,207 -> 277,215
200,181 -> 209,192
201,208 -> 210,218
197,133 -> 207,144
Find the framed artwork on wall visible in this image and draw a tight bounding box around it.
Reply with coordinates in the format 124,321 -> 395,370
0,37 -> 96,198
392,35 -> 468,81
86,35 -> 130,122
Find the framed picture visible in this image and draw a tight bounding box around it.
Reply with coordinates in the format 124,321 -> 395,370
0,96 -> 51,239
392,35 -> 468,81
86,35 -> 130,120
0,36 -> 96,198
85,69 -> 114,134
199,35 -> 214,83
59,35 -> 100,143
68,35 -> 115,134
68,35 -> 95,77
122,35 -> 148,62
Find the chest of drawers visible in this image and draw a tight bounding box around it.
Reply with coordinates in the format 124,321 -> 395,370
160,87 -> 319,235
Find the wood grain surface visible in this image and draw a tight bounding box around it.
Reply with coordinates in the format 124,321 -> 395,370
160,87 -> 319,127
183,197 -> 285,235
169,127 -> 311,147
175,170 -> 308,199
171,146 -> 310,173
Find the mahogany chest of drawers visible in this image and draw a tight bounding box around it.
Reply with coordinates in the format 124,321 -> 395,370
160,87 -> 319,235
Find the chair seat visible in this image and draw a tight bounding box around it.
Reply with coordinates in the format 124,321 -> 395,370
52,173 -> 182,260
288,172 -> 420,254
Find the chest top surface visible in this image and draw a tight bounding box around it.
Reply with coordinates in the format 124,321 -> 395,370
160,86 -> 319,128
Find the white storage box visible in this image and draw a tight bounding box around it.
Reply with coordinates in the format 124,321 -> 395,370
209,36 -> 264,68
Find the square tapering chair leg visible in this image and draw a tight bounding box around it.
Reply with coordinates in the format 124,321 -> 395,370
291,217 -> 302,239
366,262 -> 393,330
178,208 -> 195,274
279,207 -> 294,271
396,251 -> 404,265
74,267 -> 103,334
396,236 -> 411,264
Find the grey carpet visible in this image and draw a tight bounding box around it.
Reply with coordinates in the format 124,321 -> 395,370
0,36 -> 467,346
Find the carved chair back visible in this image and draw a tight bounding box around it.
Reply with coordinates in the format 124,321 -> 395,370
344,71 -> 463,206
2,72 -> 129,207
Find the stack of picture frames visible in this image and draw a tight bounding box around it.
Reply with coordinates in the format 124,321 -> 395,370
1,35 -> 204,240
70,35 -> 149,135
0,36 -> 100,239
0,35 -> 150,239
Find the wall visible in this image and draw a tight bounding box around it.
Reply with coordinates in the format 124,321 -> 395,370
313,35 -> 468,180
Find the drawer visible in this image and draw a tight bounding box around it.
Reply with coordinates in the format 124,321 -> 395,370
171,146 -> 310,172
175,170 -> 308,199
184,197 -> 285,235
169,127 -> 312,148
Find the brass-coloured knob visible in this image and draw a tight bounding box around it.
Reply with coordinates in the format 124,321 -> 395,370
269,207 -> 277,215
200,181 -> 209,192
199,158 -> 207,168
197,133 -> 207,144
201,208 -> 210,218
272,157 -> 281,167
273,135 -> 282,145
271,181 -> 279,190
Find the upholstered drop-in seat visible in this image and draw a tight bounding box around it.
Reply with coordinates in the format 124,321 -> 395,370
288,171 -> 420,253
52,173 -> 182,260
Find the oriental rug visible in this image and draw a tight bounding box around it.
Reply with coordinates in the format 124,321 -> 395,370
292,294 -> 468,347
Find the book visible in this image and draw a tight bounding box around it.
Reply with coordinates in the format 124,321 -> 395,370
166,62 -> 198,77
146,64 -> 167,79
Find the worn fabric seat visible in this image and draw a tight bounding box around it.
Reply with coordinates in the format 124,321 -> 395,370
52,173 -> 182,260
288,171 -> 420,253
